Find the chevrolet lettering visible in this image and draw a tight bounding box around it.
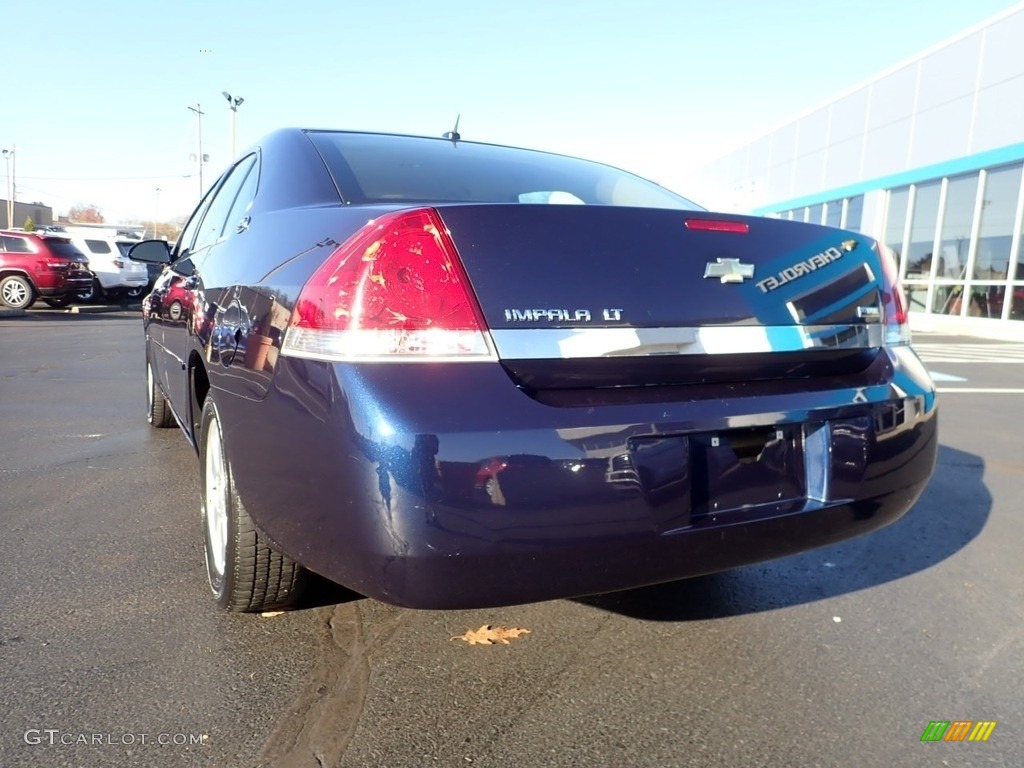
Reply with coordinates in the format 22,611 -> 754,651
755,240 -> 857,294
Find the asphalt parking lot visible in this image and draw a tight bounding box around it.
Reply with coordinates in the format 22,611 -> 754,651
1,309 -> 1021,768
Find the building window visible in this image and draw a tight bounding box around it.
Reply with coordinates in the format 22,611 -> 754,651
926,173 -> 978,316
935,173 -> 978,283
904,180 -> 942,287
845,196 -> 864,232
825,201 -> 842,229
1012,287 -> 1024,320
972,163 -> 1023,282
884,186 -> 910,273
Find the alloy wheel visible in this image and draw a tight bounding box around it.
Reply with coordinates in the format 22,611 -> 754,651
204,415 -> 229,581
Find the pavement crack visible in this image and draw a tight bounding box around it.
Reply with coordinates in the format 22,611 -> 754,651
255,603 -> 370,768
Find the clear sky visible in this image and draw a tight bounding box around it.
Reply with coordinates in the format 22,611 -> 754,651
3,0 -> 1020,224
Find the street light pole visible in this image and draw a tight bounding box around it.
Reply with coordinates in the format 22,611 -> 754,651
222,92 -> 244,160
187,104 -> 205,199
154,187 -> 162,240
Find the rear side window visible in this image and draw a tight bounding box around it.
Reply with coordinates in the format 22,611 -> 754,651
1,235 -> 33,253
84,239 -> 112,254
306,132 -> 702,211
192,153 -> 258,252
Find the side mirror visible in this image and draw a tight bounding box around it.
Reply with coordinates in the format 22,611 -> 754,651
128,240 -> 172,264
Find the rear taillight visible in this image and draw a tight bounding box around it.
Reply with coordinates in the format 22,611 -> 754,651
876,242 -> 910,345
282,208 -> 494,361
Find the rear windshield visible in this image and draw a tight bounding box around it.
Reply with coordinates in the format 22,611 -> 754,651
84,239 -> 112,254
306,132 -> 702,211
44,239 -> 87,260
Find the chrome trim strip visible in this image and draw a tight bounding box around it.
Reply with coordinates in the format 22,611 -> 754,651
489,324 -> 885,359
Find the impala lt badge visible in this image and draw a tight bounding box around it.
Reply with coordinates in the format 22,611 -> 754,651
704,258 -> 755,284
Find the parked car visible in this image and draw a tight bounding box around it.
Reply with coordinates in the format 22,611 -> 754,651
0,229 -> 92,309
68,235 -> 149,302
130,129 -> 938,612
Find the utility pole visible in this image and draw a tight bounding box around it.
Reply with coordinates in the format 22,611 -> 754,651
187,104 -> 205,199
222,92 -> 244,160
2,146 -> 13,229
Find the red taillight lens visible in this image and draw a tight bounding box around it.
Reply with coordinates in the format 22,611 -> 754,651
684,218 -> 750,233
876,242 -> 910,345
282,208 -> 494,361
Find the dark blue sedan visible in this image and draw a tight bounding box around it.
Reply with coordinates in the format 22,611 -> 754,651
131,129 -> 937,611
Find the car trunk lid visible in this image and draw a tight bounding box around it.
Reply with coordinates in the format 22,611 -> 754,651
435,204 -> 889,391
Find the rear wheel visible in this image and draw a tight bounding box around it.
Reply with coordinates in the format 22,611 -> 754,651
42,294 -> 73,309
75,278 -> 101,303
200,396 -> 306,612
146,356 -> 174,428
0,275 -> 35,309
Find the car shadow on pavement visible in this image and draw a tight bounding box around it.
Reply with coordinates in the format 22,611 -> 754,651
298,574 -> 365,610
576,444 -> 988,621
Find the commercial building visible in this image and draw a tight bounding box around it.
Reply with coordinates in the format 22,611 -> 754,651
699,3 -> 1024,334
0,199 -> 54,230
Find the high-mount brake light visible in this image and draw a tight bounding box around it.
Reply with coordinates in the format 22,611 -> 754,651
281,208 -> 494,361
876,242 -> 910,345
684,218 -> 750,233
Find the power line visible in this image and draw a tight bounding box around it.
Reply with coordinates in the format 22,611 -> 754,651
16,174 -> 194,181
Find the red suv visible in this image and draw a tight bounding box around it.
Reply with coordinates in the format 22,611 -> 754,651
0,230 -> 93,309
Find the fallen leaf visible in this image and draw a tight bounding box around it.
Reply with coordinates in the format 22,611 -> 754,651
260,611 -> 285,618
451,624 -> 531,645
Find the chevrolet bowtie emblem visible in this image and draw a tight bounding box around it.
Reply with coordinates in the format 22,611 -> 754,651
703,258 -> 755,284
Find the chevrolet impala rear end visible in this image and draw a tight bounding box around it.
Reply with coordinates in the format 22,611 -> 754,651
137,130 -> 937,611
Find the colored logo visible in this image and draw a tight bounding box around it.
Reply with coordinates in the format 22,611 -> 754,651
920,721 -> 997,742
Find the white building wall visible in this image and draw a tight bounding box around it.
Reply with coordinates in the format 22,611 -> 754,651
698,3 -> 1024,213
694,3 -> 1024,328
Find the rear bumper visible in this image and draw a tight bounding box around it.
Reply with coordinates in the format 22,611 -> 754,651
346,483 -> 931,609
221,345 -> 938,609
38,274 -> 92,296
95,270 -> 148,289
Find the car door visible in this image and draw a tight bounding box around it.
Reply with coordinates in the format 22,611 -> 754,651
162,154 -> 259,427
146,186 -> 214,409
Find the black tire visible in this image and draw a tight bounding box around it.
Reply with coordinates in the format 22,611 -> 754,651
200,396 -> 306,612
146,356 -> 174,428
75,278 -> 101,304
42,294 -> 73,308
0,274 -> 36,309
126,285 -> 146,300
